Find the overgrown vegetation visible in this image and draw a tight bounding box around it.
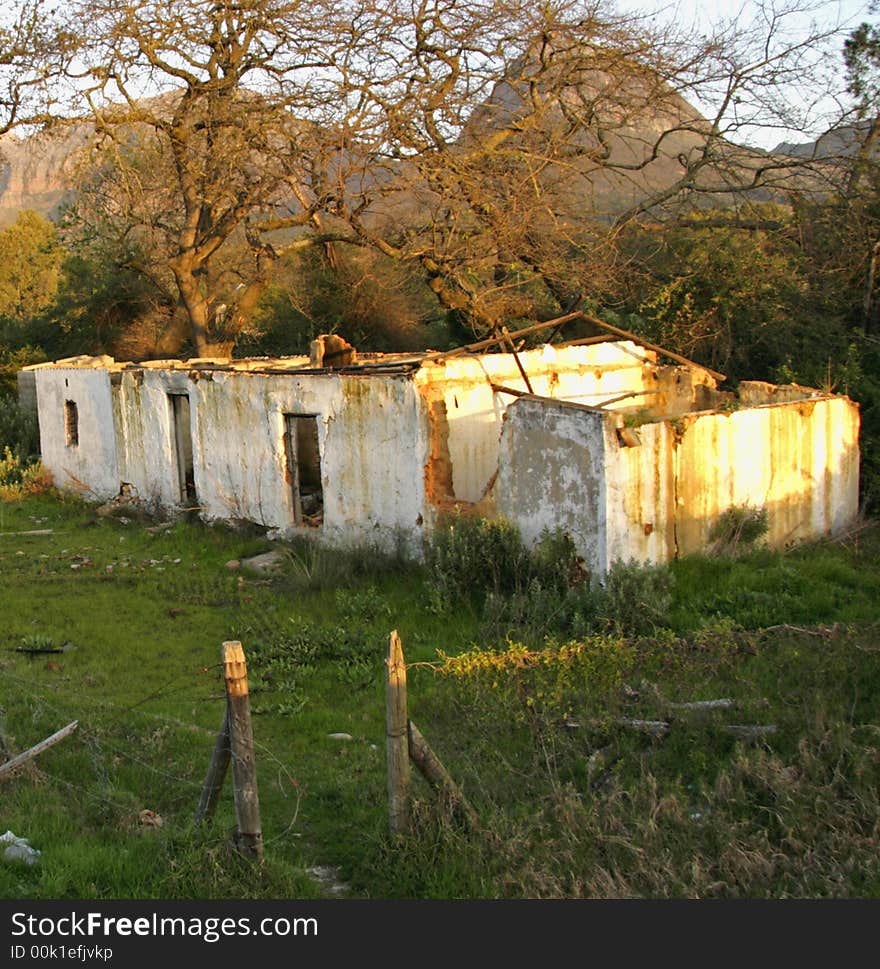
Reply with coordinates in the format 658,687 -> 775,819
0,387 -> 48,499
0,448 -> 51,500
427,512 -> 677,640
1,497 -> 878,898
708,505 -> 770,554
0,393 -> 39,460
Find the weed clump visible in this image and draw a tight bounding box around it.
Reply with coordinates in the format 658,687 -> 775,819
280,533 -> 412,591
427,513 -> 532,603
0,392 -> 39,460
709,505 -> 769,554
0,393 -> 49,499
598,559 -> 676,636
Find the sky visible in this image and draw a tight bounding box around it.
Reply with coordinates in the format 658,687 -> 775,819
616,0 -> 877,149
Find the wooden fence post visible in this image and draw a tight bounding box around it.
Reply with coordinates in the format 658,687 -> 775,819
194,707 -> 231,823
385,630 -> 410,835
222,641 -> 263,862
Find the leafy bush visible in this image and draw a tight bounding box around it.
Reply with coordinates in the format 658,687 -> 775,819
481,576 -> 592,642
529,528 -> 587,595
0,345 -> 47,395
427,514 -> 674,640
480,554 -> 677,642
427,513 -> 532,607
0,383 -> 44,503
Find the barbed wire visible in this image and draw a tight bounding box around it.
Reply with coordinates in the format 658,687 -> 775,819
1,669 -> 215,791
119,662 -> 226,713
0,634 -> 367,876
0,663 -> 304,806
0,665 -> 221,734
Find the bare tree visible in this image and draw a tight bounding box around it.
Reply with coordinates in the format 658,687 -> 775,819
333,0 -> 851,334
63,0 -> 376,355
0,0 -> 71,134
57,0 -> 853,353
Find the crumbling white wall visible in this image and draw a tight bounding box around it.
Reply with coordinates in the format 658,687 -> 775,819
494,399 -> 610,576
33,363 -> 120,498
669,396 -> 860,555
112,365 -> 193,507
194,370 -> 428,550
496,392 -> 861,576
604,418 -> 677,567
32,347 -> 857,570
110,365 -> 430,552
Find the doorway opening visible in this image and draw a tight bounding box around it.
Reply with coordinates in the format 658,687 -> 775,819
284,414 -> 324,526
168,394 -> 197,505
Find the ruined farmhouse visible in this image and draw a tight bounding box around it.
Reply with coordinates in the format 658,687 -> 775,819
20,326 -> 860,576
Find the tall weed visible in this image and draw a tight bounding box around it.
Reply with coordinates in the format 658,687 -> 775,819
427,513 -> 531,605
708,504 -> 770,555
597,559 -> 675,636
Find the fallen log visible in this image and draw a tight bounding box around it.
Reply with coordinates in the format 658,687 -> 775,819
619,718 -> 670,738
616,717 -> 777,741
723,724 -> 778,741
667,699 -> 736,713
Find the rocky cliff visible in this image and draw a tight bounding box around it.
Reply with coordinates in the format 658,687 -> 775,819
0,123 -> 93,226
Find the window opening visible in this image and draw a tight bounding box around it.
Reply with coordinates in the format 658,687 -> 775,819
64,400 -> 79,447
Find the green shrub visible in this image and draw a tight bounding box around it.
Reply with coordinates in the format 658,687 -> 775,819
427,515 -> 679,640
529,528 -> 586,595
430,514 -> 650,641
0,446 -> 52,499
427,513 -> 532,607
0,345 -> 47,396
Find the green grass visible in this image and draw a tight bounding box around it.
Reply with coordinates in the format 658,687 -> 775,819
0,493 -> 474,899
1,493 -> 879,898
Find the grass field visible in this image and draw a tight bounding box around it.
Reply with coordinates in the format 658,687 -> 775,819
1,491 -> 879,898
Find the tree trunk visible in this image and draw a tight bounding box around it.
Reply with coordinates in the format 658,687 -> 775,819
864,240 -> 880,335
171,255 -> 212,357
151,309 -> 193,358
